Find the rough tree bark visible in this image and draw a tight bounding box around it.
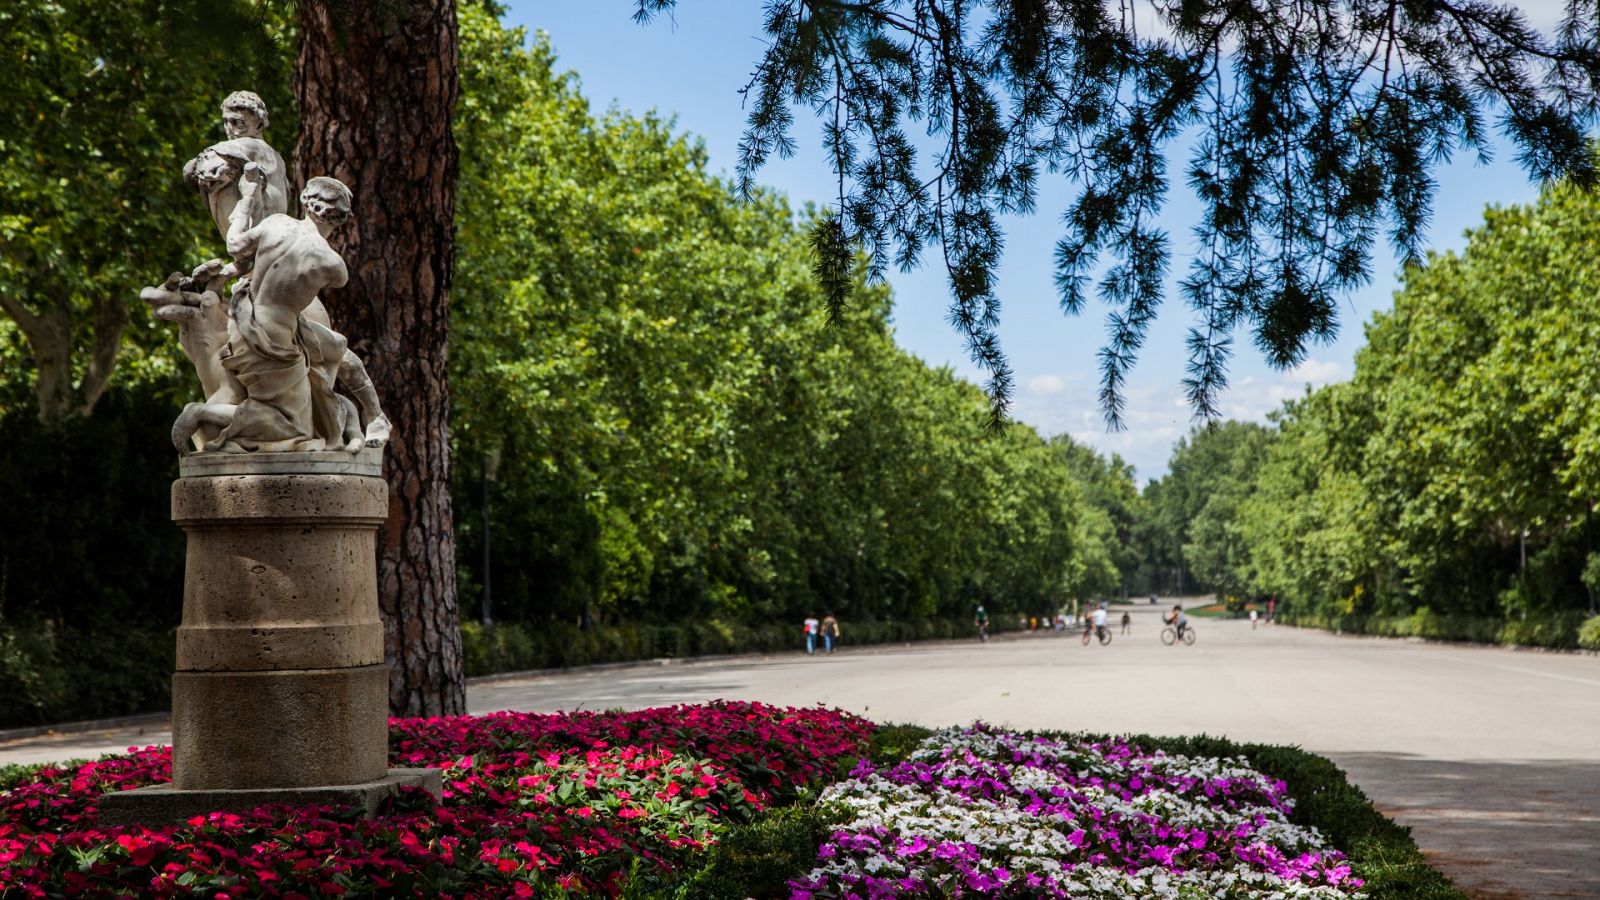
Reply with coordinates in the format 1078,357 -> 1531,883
294,0 -> 465,716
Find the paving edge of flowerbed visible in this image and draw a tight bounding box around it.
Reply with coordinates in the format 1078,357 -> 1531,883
676,724 -> 1471,900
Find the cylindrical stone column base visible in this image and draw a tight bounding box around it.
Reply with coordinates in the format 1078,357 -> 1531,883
171,664 -> 390,790
102,449 -> 441,823
169,449 -> 392,794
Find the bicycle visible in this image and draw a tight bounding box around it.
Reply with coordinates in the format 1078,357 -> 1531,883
1160,625 -> 1196,646
976,622 -> 989,643
1081,624 -> 1112,646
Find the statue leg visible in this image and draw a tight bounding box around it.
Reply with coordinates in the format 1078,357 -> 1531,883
337,349 -> 391,448
171,401 -> 237,452
337,393 -> 365,454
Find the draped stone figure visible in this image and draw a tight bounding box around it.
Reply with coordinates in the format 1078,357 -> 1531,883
143,90 -> 390,453
170,175 -> 359,452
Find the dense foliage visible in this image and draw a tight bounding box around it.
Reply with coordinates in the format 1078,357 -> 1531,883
635,0 -> 1600,422
449,7 -> 1125,635
1146,167 -> 1600,646
0,0 -> 292,421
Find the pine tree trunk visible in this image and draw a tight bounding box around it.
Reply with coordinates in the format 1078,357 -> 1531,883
294,0 -> 465,717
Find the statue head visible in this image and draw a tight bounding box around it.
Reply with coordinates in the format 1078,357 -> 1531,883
221,91 -> 269,139
190,146 -> 243,194
301,176 -> 353,230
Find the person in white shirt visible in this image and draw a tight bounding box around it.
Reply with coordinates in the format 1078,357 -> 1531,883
803,616 -> 820,655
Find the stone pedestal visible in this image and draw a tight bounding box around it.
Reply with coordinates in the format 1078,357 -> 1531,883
100,449 -> 440,825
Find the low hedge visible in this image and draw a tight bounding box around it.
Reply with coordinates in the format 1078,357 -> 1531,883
1281,607 -> 1592,650
0,620 -> 173,729
461,616 -> 1003,677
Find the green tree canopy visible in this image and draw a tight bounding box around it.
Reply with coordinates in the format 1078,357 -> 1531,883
0,0 -> 292,420
449,6 -> 1113,627
1235,161 -> 1600,621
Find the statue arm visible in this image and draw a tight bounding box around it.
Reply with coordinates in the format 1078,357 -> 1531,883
224,170 -> 264,265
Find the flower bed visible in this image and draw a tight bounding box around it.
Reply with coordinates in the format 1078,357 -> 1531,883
790,726 -> 1365,899
0,707 -> 1458,898
0,701 -> 873,897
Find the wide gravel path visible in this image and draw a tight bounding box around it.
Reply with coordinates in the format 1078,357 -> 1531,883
3,604 -> 1595,898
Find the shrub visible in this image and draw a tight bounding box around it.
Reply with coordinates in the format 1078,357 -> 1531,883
1498,611 -> 1587,650
1281,608 -> 1581,650
1579,615 -> 1600,651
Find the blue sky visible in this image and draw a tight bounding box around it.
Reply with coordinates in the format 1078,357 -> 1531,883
503,1 -> 1562,480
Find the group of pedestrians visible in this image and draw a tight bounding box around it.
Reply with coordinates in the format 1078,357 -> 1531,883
804,595 -> 1268,656
802,613 -> 840,654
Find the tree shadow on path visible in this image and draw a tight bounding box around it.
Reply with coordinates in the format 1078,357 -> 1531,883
1328,752 -> 1599,900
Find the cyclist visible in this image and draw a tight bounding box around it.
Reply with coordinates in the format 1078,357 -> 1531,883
1166,604 -> 1188,641
1092,602 -> 1109,642
974,604 -> 990,641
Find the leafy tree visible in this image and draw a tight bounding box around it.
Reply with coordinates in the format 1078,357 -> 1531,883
1051,435 -> 1143,597
1145,420 -> 1272,596
1238,161 -> 1600,622
0,0 -> 292,420
450,6 -> 1105,631
635,0 -> 1600,422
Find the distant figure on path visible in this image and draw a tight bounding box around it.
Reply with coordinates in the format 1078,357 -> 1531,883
1166,605 -> 1188,641
974,605 -> 990,642
820,614 -> 840,653
803,616 -> 820,655
1120,611 -> 1131,635
1267,597 -> 1277,622
1250,608 -> 1259,629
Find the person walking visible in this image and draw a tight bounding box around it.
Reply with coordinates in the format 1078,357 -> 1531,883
1120,611 -> 1131,635
1250,608 -> 1259,630
803,615 -> 820,655
820,613 -> 840,653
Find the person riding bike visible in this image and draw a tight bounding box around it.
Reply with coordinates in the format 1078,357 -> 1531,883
1166,604 -> 1188,640
1092,602 -> 1109,641
974,604 -> 990,641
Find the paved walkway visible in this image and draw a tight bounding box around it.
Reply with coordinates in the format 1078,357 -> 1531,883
3,605 -> 1595,898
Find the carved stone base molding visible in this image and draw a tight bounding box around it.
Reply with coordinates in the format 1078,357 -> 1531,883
99,769 -> 442,826
100,449 -> 440,824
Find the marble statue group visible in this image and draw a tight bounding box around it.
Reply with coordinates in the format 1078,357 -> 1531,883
144,91 -> 389,454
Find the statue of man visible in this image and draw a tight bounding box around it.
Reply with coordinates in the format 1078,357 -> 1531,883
153,90 -> 391,451
182,91 -> 291,237
171,176 -> 360,453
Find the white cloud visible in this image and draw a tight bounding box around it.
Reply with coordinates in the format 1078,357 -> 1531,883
1215,358 -> 1347,423
1286,358 -> 1346,385
1009,358 -> 1350,482
1024,374 -> 1070,396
